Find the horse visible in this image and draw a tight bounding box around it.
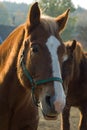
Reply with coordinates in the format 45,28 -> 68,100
61,40 -> 87,130
0,2 -> 70,130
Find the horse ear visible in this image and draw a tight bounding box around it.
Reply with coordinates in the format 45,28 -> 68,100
70,40 -> 76,52
28,2 -> 40,25
55,9 -> 70,32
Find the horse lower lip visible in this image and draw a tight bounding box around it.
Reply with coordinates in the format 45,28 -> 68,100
42,110 -> 58,120
43,114 -> 58,120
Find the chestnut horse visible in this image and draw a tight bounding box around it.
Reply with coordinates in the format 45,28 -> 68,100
61,40 -> 87,130
0,2 -> 70,130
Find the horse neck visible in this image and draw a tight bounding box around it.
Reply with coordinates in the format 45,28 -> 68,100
0,25 -> 25,85
73,52 -> 86,81
79,53 -> 87,81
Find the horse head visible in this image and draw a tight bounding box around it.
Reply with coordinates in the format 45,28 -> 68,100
17,2 -> 70,120
62,40 -> 84,94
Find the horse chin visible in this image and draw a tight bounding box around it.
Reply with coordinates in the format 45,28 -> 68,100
43,115 -> 58,120
42,110 -> 58,120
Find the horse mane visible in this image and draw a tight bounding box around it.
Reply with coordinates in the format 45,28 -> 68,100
0,24 -> 25,83
74,41 -> 84,64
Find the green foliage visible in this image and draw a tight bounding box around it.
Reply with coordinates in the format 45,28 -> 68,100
39,0 -> 76,41
4,2 -> 29,25
0,2 -> 11,25
61,16 -> 77,41
39,0 -> 75,16
0,1 -> 77,42
73,10 -> 87,47
0,1 -> 29,26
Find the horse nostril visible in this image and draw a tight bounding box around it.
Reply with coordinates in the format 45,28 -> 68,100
46,96 -> 51,107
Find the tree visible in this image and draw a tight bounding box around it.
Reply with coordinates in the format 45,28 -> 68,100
0,1 -> 29,26
39,0 -> 75,16
39,0 -> 76,41
61,15 -> 77,41
74,11 -> 87,48
0,3 -> 11,25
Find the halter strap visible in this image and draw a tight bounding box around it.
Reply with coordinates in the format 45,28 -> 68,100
21,61 -> 63,86
21,61 -> 63,106
20,42 -> 63,106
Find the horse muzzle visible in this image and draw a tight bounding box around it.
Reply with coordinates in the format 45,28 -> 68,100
40,94 -> 65,120
36,84 -> 66,116
42,109 -> 58,120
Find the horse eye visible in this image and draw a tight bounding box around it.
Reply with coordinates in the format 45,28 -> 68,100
31,45 -> 39,53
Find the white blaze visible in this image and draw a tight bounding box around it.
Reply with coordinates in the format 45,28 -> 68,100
46,35 -> 66,113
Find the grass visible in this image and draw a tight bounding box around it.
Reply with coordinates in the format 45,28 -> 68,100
38,107 -> 80,130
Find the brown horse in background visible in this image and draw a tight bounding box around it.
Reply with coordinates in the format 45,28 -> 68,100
61,40 -> 87,130
0,2 -> 70,130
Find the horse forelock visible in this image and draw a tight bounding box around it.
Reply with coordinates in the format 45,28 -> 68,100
41,15 -> 58,35
26,10 -> 58,35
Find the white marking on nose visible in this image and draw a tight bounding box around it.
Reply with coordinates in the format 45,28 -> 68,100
46,35 -> 66,113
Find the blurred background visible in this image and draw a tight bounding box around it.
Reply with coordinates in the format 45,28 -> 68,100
0,0 -> 87,48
